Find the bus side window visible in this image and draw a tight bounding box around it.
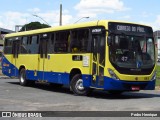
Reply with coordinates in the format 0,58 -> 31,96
4,38 -> 13,54
70,29 -> 89,53
54,31 -> 69,53
26,35 -> 39,54
48,33 -> 55,54
80,29 -> 89,52
21,37 -> 28,54
70,30 -> 80,52
31,35 -> 39,54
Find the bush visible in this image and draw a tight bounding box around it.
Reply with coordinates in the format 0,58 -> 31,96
156,65 -> 160,86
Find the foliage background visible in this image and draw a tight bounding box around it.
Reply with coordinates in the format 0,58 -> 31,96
20,22 -> 50,31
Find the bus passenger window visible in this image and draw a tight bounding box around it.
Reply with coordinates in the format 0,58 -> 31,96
48,33 -> 55,54
21,37 -> 28,54
70,31 -> 80,52
81,30 -> 89,52
26,36 -> 38,54
23,35 -> 39,54
70,29 -> 89,53
31,35 -> 39,54
4,38 -> 13,54
54,31 -> 69,53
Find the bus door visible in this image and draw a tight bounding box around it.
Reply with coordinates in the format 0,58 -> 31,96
38,34 -> 49,80
91,33 -> 105,87
12,39 -> 20,76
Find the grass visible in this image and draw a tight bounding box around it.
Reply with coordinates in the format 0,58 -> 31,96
156,65 -> 160,86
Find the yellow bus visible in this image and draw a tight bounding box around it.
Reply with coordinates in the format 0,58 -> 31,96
2,20 -> 156,95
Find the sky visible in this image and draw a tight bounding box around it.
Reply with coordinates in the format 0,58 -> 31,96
0,0 -> 160,31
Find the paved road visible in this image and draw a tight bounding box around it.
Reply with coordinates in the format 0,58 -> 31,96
0,78 -> 160,119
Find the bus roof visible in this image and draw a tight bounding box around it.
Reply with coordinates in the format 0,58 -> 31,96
5,20 -> 152,38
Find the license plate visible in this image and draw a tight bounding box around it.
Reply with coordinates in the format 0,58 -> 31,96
131,86 -> 140,91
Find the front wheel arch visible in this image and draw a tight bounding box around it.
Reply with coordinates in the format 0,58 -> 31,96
70,74 -> 90,96
69,68 -> 82,82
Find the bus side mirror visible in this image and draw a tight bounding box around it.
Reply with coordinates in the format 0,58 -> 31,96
107,36 -> 112,46
107,31 -> 114,46
115,36 -> 120,46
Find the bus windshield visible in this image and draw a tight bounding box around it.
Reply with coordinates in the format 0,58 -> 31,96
109,35 -> 155,70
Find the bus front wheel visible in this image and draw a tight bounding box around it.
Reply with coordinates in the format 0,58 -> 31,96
70,74 -> 90,96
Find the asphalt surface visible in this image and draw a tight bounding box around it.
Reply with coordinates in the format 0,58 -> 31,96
0,78 -> 160,120
0,78 -> 160,111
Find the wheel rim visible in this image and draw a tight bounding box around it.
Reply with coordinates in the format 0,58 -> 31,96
20,71 -> 25,83
75,79 -> 84,91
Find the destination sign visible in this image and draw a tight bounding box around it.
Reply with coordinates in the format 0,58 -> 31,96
116,25 -> 145,33
108,22 -> 153,36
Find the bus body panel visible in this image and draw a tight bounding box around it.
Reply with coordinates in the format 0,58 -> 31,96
2,53 -> 92,85
2,20 -> 156,93
2,55 -> 18,77
2,54 -> 156,90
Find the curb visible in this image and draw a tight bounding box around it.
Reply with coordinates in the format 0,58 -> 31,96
0,70 -> 9,79
0,75 -> 10,79
155,86 -> 160,90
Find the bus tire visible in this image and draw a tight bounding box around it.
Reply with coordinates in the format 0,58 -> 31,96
19,68 -> 28,86
70,74 -> 90,96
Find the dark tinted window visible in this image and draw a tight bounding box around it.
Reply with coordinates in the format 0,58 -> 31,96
48,33 -> 54,53
20,35 -> 39,54
4,38 -> 13,54
54,31 -> 69,53
20,37 -> 28,54
29,35 -> 39,54
70,29 -> 90,52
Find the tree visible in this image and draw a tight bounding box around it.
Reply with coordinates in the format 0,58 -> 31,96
20,22 -> 51,31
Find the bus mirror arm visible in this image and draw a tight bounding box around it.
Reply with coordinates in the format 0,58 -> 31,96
107,36 -> 112,46
105,29 -> 111,32
106,30 -> 114,46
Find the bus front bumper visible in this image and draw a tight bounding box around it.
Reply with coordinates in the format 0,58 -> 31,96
83,75 -> 156,91
103,77 -> 156,91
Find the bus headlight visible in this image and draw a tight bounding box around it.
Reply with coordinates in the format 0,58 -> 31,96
108,68 -> 120,80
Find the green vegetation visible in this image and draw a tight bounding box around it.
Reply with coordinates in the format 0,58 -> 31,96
20,22 -> 50,31
156,65 -> 160,86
